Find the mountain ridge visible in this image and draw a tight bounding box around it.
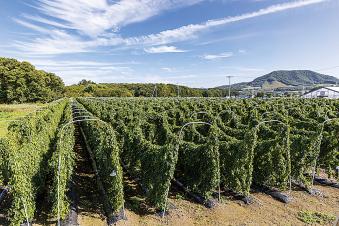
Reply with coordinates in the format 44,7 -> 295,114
217,70 -> 339,89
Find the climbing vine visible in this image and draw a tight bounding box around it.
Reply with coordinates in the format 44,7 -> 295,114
77,97 -> 338,209
4,99 -> 68,225
76,103 -> 124,214
49,102 -> 75,219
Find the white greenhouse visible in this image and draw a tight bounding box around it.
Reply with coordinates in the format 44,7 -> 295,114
303,86 -> 339,99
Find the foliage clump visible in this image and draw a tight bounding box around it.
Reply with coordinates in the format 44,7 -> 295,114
298,211 -> 336,225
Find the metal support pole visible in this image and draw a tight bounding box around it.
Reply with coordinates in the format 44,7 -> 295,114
226,76 -> 233,98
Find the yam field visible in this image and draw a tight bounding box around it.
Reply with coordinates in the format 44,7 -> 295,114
0,97 -> 338,226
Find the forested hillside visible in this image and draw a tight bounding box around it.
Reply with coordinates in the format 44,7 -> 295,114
0,58 -> 64,103
65,80 -> 233,98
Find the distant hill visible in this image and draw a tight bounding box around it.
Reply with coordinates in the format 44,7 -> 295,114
218,70 -> 339,90
65,80 -> 232,97
249,70 -> 339,87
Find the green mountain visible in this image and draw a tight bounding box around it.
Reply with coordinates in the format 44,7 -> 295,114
249,70 -> 339,87
218,70 -> 339,90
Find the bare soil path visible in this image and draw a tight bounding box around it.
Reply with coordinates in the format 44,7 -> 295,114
112,184 -> 339,226
73,124 -> 107,226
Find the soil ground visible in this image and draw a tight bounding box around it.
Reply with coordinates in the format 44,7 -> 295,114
74,184 -> 339,226
73,124 -> 107,226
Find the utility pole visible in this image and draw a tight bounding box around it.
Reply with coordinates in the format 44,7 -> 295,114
302,85 -> 305,95
153,84 -> 157,97
177,83 -> 180,97
226,76 -> 234,98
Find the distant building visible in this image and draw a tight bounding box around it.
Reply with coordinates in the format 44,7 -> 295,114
303,87 -> 339,99
238,86 -> 261,98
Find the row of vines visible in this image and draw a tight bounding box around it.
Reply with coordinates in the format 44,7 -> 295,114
74,104 -> 125,218
1,98 -> 127,225
77,97 -> 339,212
0,97 -> 338,224
0,99 -> 76,226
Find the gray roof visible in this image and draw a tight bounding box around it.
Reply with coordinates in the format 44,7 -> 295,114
303,86 -> 339,96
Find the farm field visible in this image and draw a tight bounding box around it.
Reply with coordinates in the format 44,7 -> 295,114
1,1 -> 339,225
0,97 -> 338,226
0,104 -> 42,136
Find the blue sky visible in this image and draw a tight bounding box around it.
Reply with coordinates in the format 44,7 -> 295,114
0,0 -> 338,87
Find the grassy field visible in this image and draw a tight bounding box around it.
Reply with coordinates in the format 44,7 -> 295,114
0,104 -> 42,136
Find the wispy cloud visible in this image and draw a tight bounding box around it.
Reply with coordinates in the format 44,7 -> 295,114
203,52 -> 233,60
144,45 -> 187,53
161,67 -> 174,72
21,14 -> 73,30
13,18 -> 50,33
21,59 -> 135,85
12,0 -> 326,55
196,32 -> 260,46
130,0 -> 326,46
221,66 -> 265,72
28,59 -> 137,67
27,0 -> 203,37
12,30 -> 94,54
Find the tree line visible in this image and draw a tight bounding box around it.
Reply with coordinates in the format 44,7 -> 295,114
65,79 -> 237,98
0,57 -> 64,103
0,57 -> 237,103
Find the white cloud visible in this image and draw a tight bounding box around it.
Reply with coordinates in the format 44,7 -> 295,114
197,32 -> 260,46
161,67 -> 174,72
12,0 -> 327,55
124,0 -> 326,46
121,74 -> 197,84
57,69 -> 131,85
17,59 -> 135,85
28,0 -> 203,37
221,66 -> 265,72
13,18 -> 50,34
21,14 -> 74,30
144,45 -> 187,53
12,30 -> 94,54
27,59 -> 136,67
203,52 -> 233,60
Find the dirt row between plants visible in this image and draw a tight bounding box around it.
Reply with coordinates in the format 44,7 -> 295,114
71,184 -> 339,226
